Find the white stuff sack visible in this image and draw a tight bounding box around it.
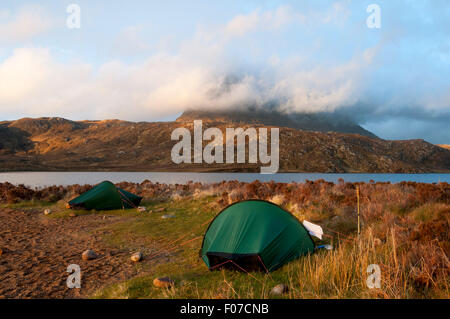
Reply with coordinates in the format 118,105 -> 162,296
303,220 -> 323,240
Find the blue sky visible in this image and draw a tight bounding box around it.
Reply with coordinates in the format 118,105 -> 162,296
0,0 -> 449,143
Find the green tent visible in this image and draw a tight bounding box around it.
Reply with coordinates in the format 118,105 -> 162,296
68,181 -> 142,210
201,200 -> 315,272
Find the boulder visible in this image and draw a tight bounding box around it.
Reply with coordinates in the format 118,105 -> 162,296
131,252 -> 143,262
137,206 -> 146,212
153,277 -> 174,288
82,250 -> 98,261
270,284 -> 288,296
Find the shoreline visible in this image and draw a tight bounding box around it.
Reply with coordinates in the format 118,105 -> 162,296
1,168 -> 450,173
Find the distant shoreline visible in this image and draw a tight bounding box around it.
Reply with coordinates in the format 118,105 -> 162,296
1,168 -> 450,173
1,171 -> 450,189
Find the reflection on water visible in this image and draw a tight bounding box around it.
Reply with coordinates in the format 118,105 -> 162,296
0,172 -> 449,188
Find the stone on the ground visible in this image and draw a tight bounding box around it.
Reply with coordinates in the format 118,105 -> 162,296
82,249 -> 98,261
155,207 -> 166,212
373,238 -> 382,247
271,284 -> 288,295
137,206 -> 146,212
153,277 -> 174,288
161,214 -> 175,219
44,209 -> 52,215
131,252 -> 143,262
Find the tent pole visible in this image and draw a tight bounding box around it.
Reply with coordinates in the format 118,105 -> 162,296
357,186 -> 360,236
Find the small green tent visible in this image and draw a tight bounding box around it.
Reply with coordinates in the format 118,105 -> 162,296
68,181 -> 142,210
200,200 -> 315,272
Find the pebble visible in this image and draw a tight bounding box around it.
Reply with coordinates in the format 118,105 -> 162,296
155,207 -> 166,212
44,209 -> 52,215
153,277 -> 174,288
131,252 -> 143,262
82,250 -> 98,261
270,284 -> 288,295
161,214 -> 175,219
137,206 -> 146,212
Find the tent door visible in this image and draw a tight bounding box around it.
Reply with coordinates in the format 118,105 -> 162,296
206,252 -> 267,272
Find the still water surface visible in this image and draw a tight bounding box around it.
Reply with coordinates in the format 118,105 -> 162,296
0,172 -> 449,188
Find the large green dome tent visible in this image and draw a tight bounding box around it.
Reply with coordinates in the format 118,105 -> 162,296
67,181 -> 142,210
200,200 -> 315,272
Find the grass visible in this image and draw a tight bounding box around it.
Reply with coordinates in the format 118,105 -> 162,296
89,196 -> 448,299
1,199 -> 54,209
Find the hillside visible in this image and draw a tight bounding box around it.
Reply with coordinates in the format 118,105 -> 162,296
0,117 -> 449,172
437,144 -> 450,150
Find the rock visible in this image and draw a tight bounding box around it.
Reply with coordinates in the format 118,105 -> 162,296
155,207 -> 166,212
331,215 -> 340,221
373,238 -> 382,247
153,277 -> 174,288
161,214 -> 175,219
44,209 -> 52,215
137,206 -> 146,212
271,284 -> 288,296
131,252 -> 143,262
82,250 -> 98,261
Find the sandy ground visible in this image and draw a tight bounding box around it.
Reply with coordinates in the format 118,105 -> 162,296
0,208 -> 143,298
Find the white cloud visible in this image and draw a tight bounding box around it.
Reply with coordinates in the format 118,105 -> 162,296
222,3 -> 351,39
224,6 -> 300,37
0,5 -> 54,43
0,45 -> 372,120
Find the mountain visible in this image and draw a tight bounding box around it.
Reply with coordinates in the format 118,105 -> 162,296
177,109 -> 378,138
0,116 -> 449,173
